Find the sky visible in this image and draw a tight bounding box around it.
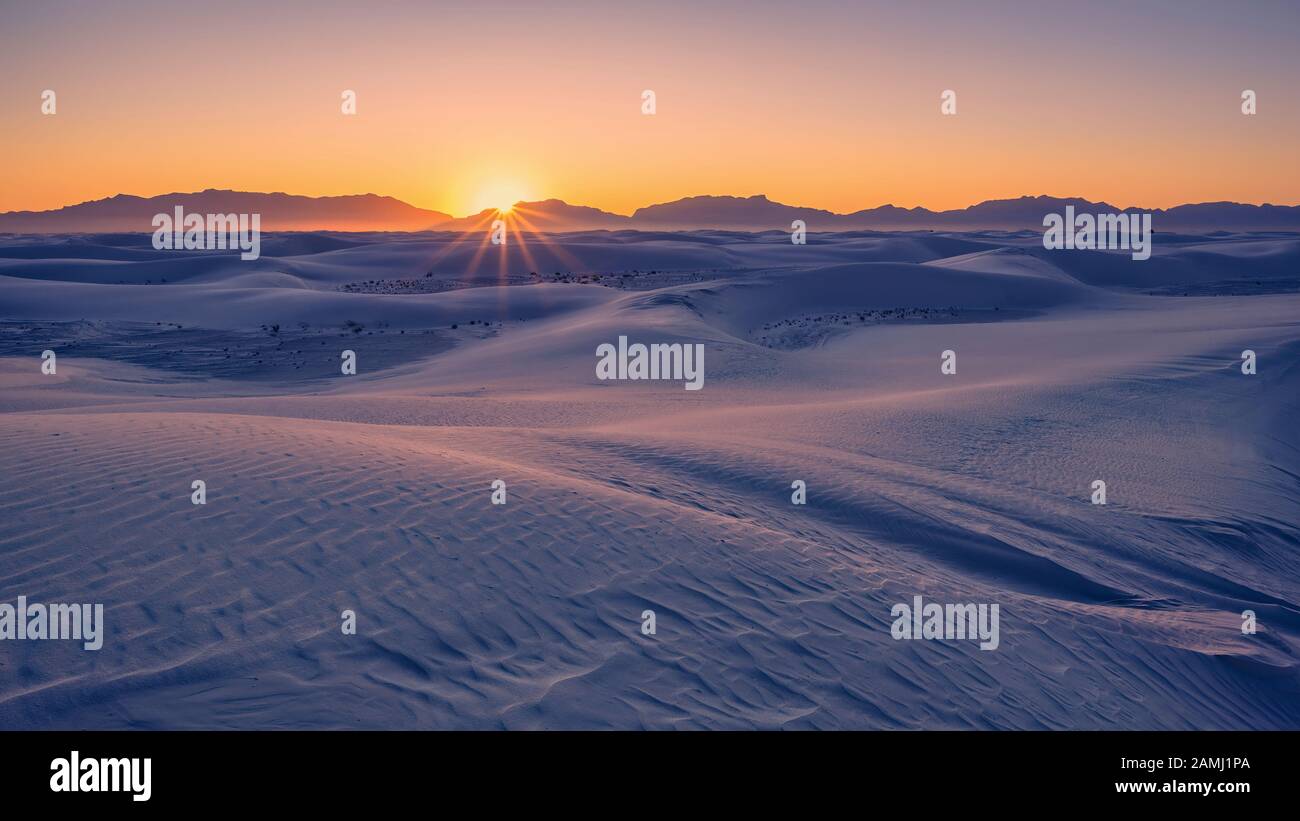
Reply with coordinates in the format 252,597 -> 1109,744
2,0 -> 1298,216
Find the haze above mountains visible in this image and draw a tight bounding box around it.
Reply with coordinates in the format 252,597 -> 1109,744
3,189 -> 1300,234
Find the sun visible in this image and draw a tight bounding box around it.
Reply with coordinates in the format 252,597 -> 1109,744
468,180 -> 531,215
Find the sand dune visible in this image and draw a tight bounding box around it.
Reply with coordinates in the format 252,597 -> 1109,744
2,230 -> 1298,728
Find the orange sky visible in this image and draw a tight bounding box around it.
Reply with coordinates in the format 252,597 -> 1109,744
3,0 -> 1298,216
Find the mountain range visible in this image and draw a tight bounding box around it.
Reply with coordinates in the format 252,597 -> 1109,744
3,190 -> 1299,234
0,190 -> 452,233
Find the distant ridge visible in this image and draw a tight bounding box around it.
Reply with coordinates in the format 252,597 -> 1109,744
436,199 -> 632,232
0,190 -> 452,233
632,194 -> 1300,231
3,190 -> 1299,234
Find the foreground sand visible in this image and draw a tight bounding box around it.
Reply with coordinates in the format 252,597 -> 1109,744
1,230 -> 1298,728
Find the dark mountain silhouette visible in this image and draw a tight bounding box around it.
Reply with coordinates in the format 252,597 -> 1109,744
634,194 -> 1300,231
632,194 -> 840,229
436,199 -> 631,232
3,190 -> 1298,234
0,189 -> 452,233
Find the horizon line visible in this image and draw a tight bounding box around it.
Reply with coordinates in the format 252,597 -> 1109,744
8,188 -> 1300,222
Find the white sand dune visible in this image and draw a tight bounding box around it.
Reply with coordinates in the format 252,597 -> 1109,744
1,230 -> 1298,728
